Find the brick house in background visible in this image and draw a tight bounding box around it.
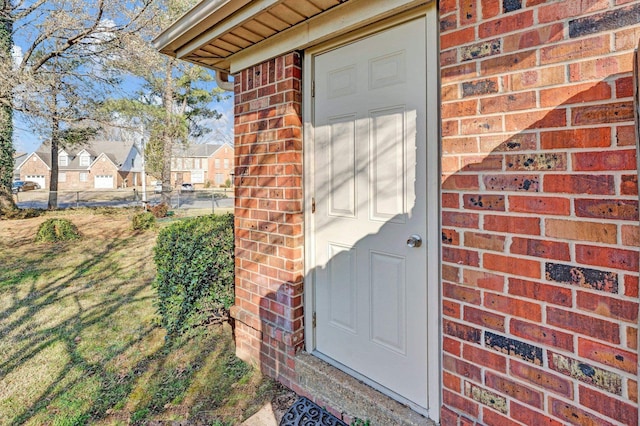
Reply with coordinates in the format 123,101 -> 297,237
156,1 -> 640,425
17,140 -> 142,190
171,142 -> 234,188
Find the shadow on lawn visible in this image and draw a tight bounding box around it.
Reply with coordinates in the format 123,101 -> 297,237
0,223 -> 269,425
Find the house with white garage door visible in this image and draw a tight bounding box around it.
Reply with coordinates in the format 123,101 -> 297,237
16,140 -> 142,190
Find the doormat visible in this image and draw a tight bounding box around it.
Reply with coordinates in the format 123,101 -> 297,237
279,397 -> 348,426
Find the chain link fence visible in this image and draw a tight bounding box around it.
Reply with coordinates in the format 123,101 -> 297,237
13,188 -> 234,216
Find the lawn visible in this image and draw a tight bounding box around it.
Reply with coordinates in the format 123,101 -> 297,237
0,209 -> 287,425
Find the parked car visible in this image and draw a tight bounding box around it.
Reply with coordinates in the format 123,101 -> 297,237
12,180 -> 40,193
180,183 -> 194,192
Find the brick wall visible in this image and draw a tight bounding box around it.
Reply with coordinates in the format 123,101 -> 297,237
440,1 -> 640,424
230,51 -> 305,388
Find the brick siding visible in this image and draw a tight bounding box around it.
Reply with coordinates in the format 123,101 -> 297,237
440,1 -> 640,424
231,51 -> 305,388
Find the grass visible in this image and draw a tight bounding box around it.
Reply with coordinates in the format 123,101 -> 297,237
0,209 -> 285,425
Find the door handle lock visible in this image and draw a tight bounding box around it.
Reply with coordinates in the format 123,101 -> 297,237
407,234 -> 422,248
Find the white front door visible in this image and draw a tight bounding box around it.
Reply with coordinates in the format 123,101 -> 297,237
312,19 -> 428,408
94,175 -> 114,189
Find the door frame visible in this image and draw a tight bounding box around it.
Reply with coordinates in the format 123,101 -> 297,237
303,4 -> 441,421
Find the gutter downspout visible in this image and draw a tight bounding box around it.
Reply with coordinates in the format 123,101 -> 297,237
216,70 -> 234,92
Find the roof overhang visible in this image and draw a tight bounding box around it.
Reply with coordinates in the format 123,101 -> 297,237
153,0 -> 430,74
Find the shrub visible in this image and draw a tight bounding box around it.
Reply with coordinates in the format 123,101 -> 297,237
132,212 -> 156,230
149,202 -> 169,218
35,218 -> 80,242
153,213 -> 234,335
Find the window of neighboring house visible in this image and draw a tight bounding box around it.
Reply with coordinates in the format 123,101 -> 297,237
59,155 -> 68,166
79,154 -> 90,167
176,158 -> 183,169
194,158 -> 200,169
216,173 -> 224,184
80,172 -> 88,182
224,159 -> 229,169
185,158 -> 193,169
191,170 -> 204,183
131,158 -> 135,168
171,158 -> 176,169
215,159 -> 220,169
59,172 -> 67,182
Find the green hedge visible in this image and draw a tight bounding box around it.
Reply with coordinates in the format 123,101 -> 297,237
153,213 -> 234,335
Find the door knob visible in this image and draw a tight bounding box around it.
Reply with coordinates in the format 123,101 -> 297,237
407,234 -> 422,248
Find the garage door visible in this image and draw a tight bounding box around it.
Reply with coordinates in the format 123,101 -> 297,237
25,175 -> 45,188
94,175 -> 114,189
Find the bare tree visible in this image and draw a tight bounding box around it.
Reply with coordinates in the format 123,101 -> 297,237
0,0 -> 155,208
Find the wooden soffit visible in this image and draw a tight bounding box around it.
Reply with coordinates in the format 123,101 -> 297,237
153,0 -> 430,74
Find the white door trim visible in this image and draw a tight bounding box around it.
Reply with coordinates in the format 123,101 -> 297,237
303,4 -> 441,422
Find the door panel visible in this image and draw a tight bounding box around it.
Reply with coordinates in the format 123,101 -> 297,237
313,18 -> 428,407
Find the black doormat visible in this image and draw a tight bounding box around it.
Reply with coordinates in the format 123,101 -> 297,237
279,397 -> 348,426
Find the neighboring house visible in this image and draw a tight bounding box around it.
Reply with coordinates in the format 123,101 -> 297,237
156,1 -> 640,425
17,140 -> 142,190
12,152 -> 27,181
171,142 -> 233,187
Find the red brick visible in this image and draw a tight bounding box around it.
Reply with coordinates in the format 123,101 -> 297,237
442,174 -> 480,190
443,101 -> 479,119
444,336 -> 462,356
511,319 -> 574,351
485,371 -> 543,409
541,81 -> 612,108
548,307 -> 620,344
572,102 -> 634,126
510,401 -> 564,426
442,228 -> 460,246
443,247 -> 480,267
579,385 -> 638,425
540,127 -> 612,150
464,231 -> 506,252
510,237 -> 570,261
541,34 -> 610,65
463,194 -> 505,211
505,108 -> 567,132
442,264 -> 460,282
441,27 -> 476,50
575,198 -> 639,221
484,253 -> 541,279
509,195 -> 570,215
503,23 -> 564,52
617,125 -> 637,147
549,397 -> 616,426
463,269 -> 505,291
480,0 -> 499,19
481,50 -> 537,76
464,306 -> 506,331
484,215 -> 540,236
480,91 -> 536,114
443,389 -> 479,418
460,115 -> 503,135
479,11 -> 534,38
627,327 -> 637,351
440,406 -> 460,426
482,408 -> 521,426
481,133 -> 537,152
443,370 -> 462,392
485,292 -> 542,321
484,174 -> 539,192
442,211 -> 480,228
624,275 -> 639,298
508,278 -> 573,307
576,244 -> 639,272
577,291 -> 638,322
442,192 -> 460,208
442,62 -> 478,83
630,379 -> 638,403
444,282 -> 482,305
444,299 -> 462,319
621,174 -> 638,195
545,218 -> 617,244
444,354 -> 483,383
578,338 -> 637,374
544,174 -> 615,195
573,150 -> 637,172
463,344 -> 507,372
510,360 -> 573,398
444,319 -> 482,343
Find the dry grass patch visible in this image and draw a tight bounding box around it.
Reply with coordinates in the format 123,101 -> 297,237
0,210 -> 289,426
